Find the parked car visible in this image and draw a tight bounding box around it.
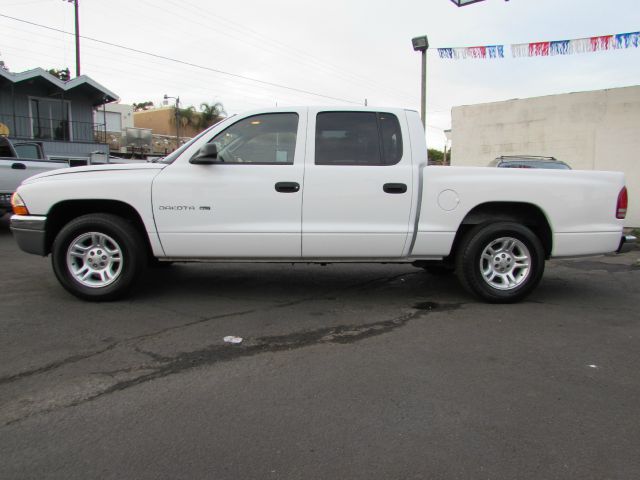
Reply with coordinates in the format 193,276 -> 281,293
0,136 -> 69,216
9,107 -> 634,303
489,156 -> 572,170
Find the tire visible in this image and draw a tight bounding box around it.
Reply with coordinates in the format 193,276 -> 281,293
51,213 -> 146,301
456,222 -> 545,303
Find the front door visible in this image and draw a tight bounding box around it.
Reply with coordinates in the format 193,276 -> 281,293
153,110 -> 306,258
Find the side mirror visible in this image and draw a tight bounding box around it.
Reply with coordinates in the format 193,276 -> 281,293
190,143 -> 219,164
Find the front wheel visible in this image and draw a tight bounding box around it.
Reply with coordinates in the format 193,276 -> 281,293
456,222 -> 545,303
51,213 -> 146,301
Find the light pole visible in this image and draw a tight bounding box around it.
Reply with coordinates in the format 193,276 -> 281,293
164,94 -> 180,149
411,35 -> 429,128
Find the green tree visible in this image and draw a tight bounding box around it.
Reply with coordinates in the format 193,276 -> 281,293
133,101 -> 155,112
197,102 -> 226,130
428,148 -> 445,165
171,105 -> 198,130
48,68 -> 70,81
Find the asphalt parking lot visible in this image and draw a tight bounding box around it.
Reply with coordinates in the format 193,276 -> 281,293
1,224 -> 639,480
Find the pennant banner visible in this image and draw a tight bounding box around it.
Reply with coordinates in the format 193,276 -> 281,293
438,31 -> 639,60
438,45 -> 504,60
511,31 -> 640,58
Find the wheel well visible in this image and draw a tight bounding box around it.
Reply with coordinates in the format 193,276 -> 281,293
449,202 -> 553,260
45,200 -> 152,257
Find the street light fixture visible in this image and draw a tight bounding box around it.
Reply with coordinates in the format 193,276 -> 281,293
164,94 -> 180,149
450,0 -> 508,5
411,35 -> 429,128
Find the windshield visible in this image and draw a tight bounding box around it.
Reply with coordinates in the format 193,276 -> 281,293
156,115 -> 236,164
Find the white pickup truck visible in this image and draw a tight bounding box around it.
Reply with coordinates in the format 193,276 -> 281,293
9,107 -> 634,302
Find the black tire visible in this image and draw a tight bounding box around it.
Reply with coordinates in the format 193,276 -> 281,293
51,213 -> 146,301
456,222 -> 545,303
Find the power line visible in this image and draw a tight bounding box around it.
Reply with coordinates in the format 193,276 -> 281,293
163,0 -> 450,113
0,13 -> 448,130
0,41 -> 282,108
155,0 -> 421,105
0,24 -> 351,108
0,12 -> 363,105
2,31 -> 448,131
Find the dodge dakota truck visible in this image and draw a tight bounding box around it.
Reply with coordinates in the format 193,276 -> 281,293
9,107 -> 634,302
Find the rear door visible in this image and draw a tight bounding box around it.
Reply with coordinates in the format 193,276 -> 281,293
302,109 -> 413,258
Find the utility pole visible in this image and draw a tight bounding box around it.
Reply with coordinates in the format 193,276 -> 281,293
411,35 -> 429,128
164,94 -> 180,149
66,0 -> 81,77
175,100 -> 180,148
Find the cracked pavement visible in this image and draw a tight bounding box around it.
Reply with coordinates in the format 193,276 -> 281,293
1,227 -> 639,479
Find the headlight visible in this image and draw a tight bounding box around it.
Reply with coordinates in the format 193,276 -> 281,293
11,193 -> 29,215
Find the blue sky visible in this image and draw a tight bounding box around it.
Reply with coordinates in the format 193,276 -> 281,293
0,0 -> 638,147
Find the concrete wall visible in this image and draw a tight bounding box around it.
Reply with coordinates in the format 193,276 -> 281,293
134,107 -> 200,138
451,86 -> 640,227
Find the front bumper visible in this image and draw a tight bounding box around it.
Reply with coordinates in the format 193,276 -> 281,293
10,215 -> 48,256
617,235 -> 637,254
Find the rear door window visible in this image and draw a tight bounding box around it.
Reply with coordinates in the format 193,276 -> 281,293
315,112 -> 402,166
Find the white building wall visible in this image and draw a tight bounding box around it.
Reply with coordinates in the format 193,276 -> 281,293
94,103 -> 134,130
451,86 -> 640,227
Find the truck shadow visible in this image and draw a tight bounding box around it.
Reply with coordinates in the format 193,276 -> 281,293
135,263 -> 465,305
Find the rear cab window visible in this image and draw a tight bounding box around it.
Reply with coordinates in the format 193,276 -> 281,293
315,111 -> 403,166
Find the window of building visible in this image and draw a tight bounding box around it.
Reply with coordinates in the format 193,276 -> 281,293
29,98 -> 71,141
207,113 -> 299,164
315,112 -> 403,166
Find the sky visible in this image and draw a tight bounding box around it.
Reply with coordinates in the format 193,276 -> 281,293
0,0 -> 639,148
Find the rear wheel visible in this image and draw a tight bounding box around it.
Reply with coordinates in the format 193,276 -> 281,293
51,213 -> 146,301
456,222 -> 545,303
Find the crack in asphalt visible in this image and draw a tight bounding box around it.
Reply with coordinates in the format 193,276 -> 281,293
0,343 -> 119,386
68,302 -> 462,409
2,300 -> 461,427
0,271 -> 419,388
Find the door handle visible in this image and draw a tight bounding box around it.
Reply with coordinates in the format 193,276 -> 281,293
383,183 -> 407,194
275,182 -> 300,193
11,163 -> 26,170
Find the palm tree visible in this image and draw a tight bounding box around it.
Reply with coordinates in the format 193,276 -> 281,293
170,105 -> 198,130
197,102 -> 226,130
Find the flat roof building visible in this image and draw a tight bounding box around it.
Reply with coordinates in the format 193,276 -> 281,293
450,86 -> 640,227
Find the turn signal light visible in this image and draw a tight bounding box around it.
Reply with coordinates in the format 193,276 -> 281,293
10,193 -> 29,216
616,186 -> 628,219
